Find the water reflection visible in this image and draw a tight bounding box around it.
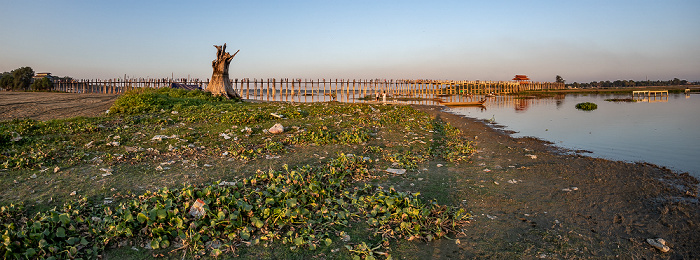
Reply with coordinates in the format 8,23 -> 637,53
445,93 -> 700,178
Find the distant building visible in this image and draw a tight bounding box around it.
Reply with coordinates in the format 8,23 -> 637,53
33,72 -> 53,82
512,75 -> 530,84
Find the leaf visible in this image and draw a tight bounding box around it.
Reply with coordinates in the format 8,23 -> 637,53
25,248 -> 36,257
286,198 -> 298,208
58,213 -> 71,225
38,239 -> 48,248
124,213 -> 134,222
252,217 -> 264,229
67,237 -> 80,245
324,238 -> 332,246
240,230 -> 250,240
294,237 -> 304,246
160,239 -> 170,248
157,209 -> 167,219
150,239 -> 160,249
56,227 -> 66,238
137,213 -> 147,223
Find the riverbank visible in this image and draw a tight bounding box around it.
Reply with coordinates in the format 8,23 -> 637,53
410,104 -> 699,259
1,91 -> 698,259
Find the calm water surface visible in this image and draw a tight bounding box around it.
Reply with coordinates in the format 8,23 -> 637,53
444,93 -> 700,178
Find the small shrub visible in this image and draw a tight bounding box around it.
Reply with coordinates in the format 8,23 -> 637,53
575,102 -> 598,111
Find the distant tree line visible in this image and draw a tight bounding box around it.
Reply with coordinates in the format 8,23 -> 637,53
0,66 -> 73,91
567,78 -> 693,89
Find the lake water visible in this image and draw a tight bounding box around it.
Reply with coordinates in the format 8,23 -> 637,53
443,93 -> 700,178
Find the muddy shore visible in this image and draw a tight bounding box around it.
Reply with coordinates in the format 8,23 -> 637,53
410,104 -> 699,259
1,91 -> 698,258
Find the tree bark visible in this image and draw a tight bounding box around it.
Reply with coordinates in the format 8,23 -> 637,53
206,43 -> 241,99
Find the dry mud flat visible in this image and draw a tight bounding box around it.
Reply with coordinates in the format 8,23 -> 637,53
0,91 -> 118,121
411,105 -> 699,259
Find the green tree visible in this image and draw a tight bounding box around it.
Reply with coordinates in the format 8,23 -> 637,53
0,73 -> 13,89
555,75 -> 565,84
10,67 -> 34,90
30,77 -> 53,91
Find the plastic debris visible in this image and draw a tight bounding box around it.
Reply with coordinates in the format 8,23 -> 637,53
270,113 -> 283,118
647,238 -> 670,252
189,199 -> 206,218
386,168 -> 406,175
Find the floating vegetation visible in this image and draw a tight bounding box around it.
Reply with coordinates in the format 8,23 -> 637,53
604,98 -> 636,102
575,102 -> 598,111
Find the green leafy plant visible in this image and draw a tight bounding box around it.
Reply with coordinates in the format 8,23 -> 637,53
575,102 -> 598,111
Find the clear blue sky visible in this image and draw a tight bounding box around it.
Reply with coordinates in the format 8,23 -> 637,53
1,0 -> 698,83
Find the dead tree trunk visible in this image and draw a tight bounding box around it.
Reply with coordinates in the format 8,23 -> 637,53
207,43 -> 241,99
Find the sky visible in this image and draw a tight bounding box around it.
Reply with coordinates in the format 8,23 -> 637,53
1,0 -> 699,83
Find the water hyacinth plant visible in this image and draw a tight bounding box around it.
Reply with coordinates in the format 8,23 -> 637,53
1,87 -> 477,259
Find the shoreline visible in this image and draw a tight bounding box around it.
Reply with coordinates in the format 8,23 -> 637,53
410,104 -> 699,258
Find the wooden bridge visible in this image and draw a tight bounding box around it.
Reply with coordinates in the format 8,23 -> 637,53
49,78 -> 565,102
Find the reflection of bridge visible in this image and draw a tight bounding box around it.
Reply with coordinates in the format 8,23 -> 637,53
632,90 -> 668,97
632,90 -> 669,102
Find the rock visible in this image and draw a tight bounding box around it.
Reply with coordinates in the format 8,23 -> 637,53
525,154 -> 537,159
69,191 -> 76,196
171,111 -> 178,114
483,168 -> 491,172
219,133 -> 231,140
386,168 -> 406,175
124,146 -> 138,152
571,187 -> 579,191
107,141 -> 120,147
11,135 -> 23,142
30,174 -> 37,179
562,188 -> 572,192
113,135 -> 121,140
647,238 -> 670,252
53,166 -> 60,173
268,123 -> 284,134
241,127 -> 252,134
151,135 -> 170,141
486,214 -> 497,220
508,179 -> 518,184
437,164 -> 444,167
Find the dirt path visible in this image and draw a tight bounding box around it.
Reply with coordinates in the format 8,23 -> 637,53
411,105 -> 699,259
0,91 -> 119,121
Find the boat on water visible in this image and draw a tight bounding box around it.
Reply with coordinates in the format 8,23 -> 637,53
439,99 -> 486,106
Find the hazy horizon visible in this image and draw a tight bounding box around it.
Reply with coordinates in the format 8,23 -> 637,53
1,1 -> 699,83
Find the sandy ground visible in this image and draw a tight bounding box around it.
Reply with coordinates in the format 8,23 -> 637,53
1,91 -> 698,259
0,91 -> 118,121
